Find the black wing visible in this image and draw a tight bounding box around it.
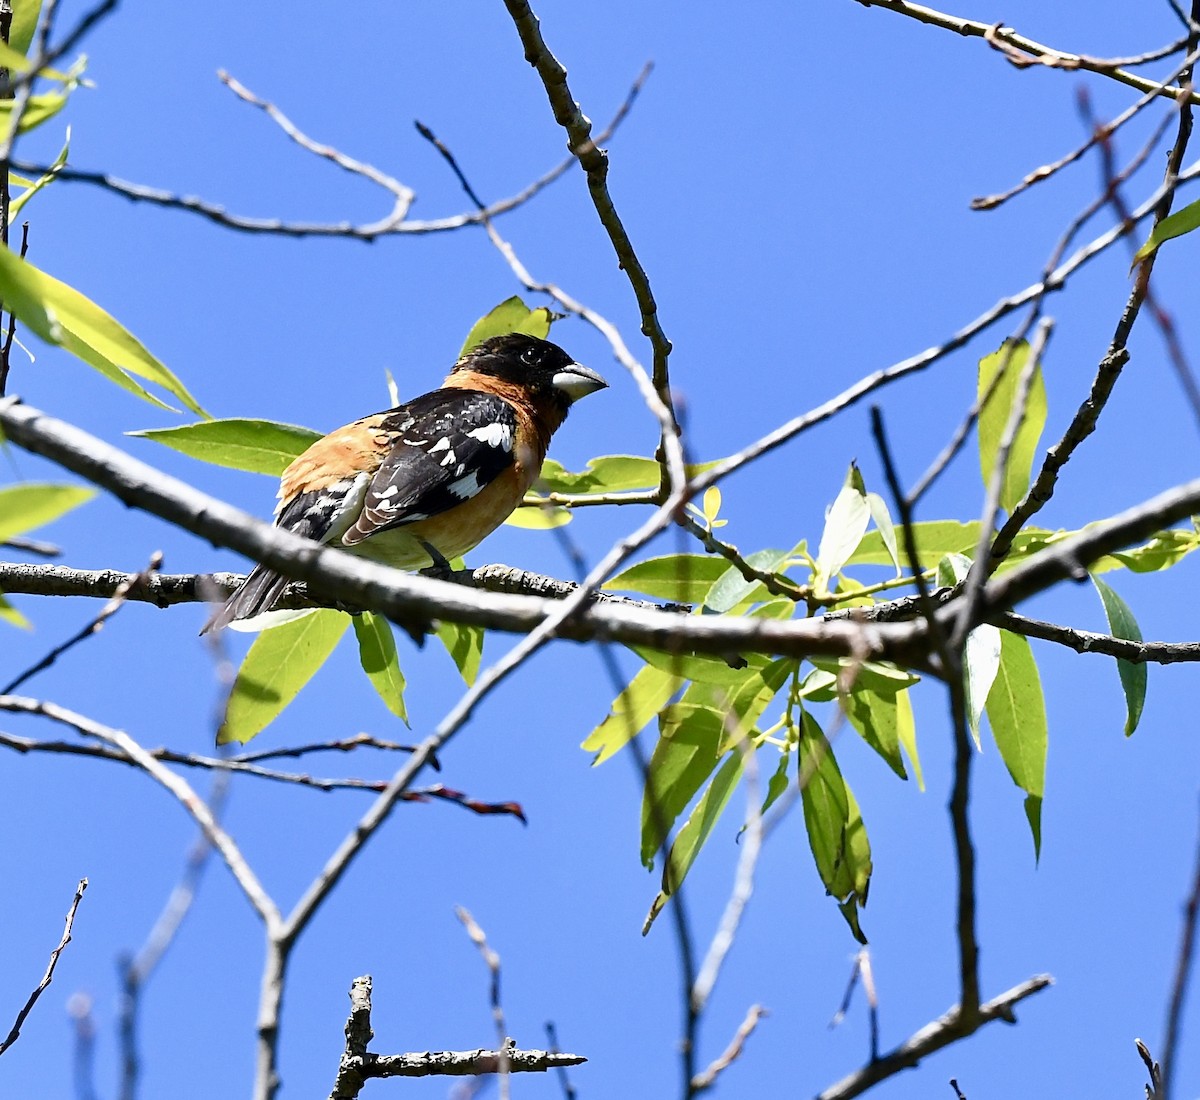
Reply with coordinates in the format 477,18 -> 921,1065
342,388 -> 518,545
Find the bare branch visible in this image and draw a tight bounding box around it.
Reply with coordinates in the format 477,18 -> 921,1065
1160,801 -> 1200,1098
690,1004 -> 767,1092
855,0 -> 1200,103
815,975 -> 1053,1100
0,877 -> 87,1056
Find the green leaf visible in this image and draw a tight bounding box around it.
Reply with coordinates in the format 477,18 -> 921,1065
129,418 -> 320,476
11,126 -> 69,216
504,504 -> 571,529
704,548 -> 790,613
0,243 -> 209,416
0,483 -> 93,541
604,554 -> 729,603
459,296 -> 553,356
0,591 -> 31,630
894,687 -> 923,791
643,750 -> 744,934
641,703 -> 724,867
977,339 -> 1047,514
436,620 -> 484,685
799,712 -> 871,943
536,454 -> 660,495
843,688 -> 907,780
850,520 -> 1060,572
864,491 -> 901,575
10,0 -> 44,56
1091,574 -> 1146,736
985,631 -> 1048,858
808,656 -> 920,696
352,612 -> 408,724
0,91 -> 67,134
682,658 -> 795,750
761,745 -> 793,815
632,645 -> 769,686
218,609 -> 349,745
1106,526 -> 1200,574
583,663 -> 682,765
814,464 -> 871,593
939,553 -> 1001,748
1134,196 -> 1200,265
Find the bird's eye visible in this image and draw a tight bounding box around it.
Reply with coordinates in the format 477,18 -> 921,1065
520,345 -> 539,366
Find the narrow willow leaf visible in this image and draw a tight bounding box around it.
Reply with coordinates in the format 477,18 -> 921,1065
0,483 -> 94,541
11,127 -> 69,216
436,620 -> 484,685
643,750 -> 744,934
218,609 -> 350,745
799,712 -> 871,943
0,92 -> 67,134
682,658 -> 795,751
814,465 -> 871,593
0,591 -> 31,629
864,491 -> 901,575
504,504 -> 571,529
844,688 -> 907,780
583,663 -> 683,765
894,688 -> 923,791
129,419 -> 320,476
704,548 -> 790,613
536,453 -> 660,495
352,612 -> 408,724
1106,527 -> 1200,574
0,244 -> 208,415
459,296 -> 553,356
808,656 -> 919,696
641,704 -> 724,867
10,0 -> 43,55
1091,574 -> 1147,736
938,553 -> 1001,748
1133,196 -> 1200,264
604,554 -> 729,603
0,37 -> 67,78
762,746 -> 793,815
985,630 -> 1048,858
632,645 -> 770,687
977,339 -> 1047,514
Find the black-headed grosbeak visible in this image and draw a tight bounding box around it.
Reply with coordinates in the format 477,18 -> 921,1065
204,333 -> 606,632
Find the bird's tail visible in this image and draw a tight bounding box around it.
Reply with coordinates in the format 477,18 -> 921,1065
201,564 -> 292,634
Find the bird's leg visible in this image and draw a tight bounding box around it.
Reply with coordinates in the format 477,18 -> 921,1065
417,539 -> 453,579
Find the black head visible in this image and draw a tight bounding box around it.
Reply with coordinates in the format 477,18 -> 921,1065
452,333 -> 607,409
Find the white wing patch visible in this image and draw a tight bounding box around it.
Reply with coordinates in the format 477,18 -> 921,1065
467,421 -> 513,451
447,470 -> 484,499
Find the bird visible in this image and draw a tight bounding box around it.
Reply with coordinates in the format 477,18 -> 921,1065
203,332 -> 607,632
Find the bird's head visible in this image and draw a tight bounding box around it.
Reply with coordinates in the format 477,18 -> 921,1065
451,333 -> 608,412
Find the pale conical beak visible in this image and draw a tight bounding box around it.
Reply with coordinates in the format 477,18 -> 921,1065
552,362 -> 608,402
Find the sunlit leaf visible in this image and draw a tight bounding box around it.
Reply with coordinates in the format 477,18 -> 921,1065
0,92 -> 66,134
894,688 -> 923,791
1091,574 -> 1146,737
632,644 -> 768,686
844,688 -> 906,780
1133,196 -> 1200,265
459,296 -> 553,356
0,591 -> 31,629
11,126 -> 68,216
352,611 -> 408,724
604,554 -> 728,603
504,504 -> 571,529
799,712 -> 871,943
436,620 -> 484,685
10,0 -> 43,56
704,548 -> 791,613
864,491 -> 901,575
534,454 -> 724,497
977,339 -> 1047,514
218,609 -> 349,745
641,703 -> 724,867
682,658 -> 795,751
939,552 -> 1001,748
0,243 -> 208,415
583,663 -> 683,765
129,418 -> 320,476
814,464 -> 871,593
643,750 -> 744,935
1104,527 -> 1200,574
985,630 -> 1048,859
0,483 -> 93,541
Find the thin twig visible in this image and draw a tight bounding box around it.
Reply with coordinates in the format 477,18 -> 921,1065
1,550 -> 162,695
1160,799 -> 1200,1099
0,877 -> 87,1055
855,0 -> 1200,102
689,1004 -> 767,1092
544,1022 -> 578,1100
456,907 -> 511,1099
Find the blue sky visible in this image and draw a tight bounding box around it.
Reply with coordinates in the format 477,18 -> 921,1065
2,2 -> 1200,1098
